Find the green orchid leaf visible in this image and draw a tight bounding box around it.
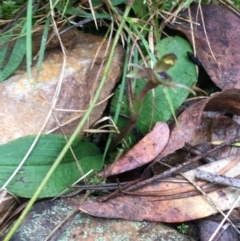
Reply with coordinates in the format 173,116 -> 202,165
0,135 -> 103,198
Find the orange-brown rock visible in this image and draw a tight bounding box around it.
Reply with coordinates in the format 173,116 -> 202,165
0,30 -> 124,144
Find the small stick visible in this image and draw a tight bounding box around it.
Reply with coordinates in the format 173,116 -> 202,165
98,178 -> 143,202
60,181 -> 129,198
195,170 -> 240,189
69,182 -> 129,191
126,140 -> 234,192
99,139 -> 234,202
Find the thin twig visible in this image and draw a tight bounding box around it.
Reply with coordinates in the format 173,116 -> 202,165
181,173 -> 240,237
209,194 -> 240,241
98,178 -> 142,202
99,139 -> 235,202
69,182 -> 129,191
0,2 -> 33,34
195,170 -> 240,189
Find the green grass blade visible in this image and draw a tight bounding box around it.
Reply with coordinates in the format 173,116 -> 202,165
4,2 -> 134,240
163,87 -> 177,123
34,15 -> 51,88
130,25 -> 156,63
26,0 -> 33,82
103,35 -> 131,159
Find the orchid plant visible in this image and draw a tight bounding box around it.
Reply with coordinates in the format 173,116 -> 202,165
110,53 -> 194,150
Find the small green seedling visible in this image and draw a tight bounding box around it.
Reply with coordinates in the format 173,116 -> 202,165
177,223 -> 189,234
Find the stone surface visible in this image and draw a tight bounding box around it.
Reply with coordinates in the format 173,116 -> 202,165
3,196 -> 194,241
0,29 -> 124,144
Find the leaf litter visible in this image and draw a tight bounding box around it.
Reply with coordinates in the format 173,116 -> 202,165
78,89 -> 240,223
4,2 -> 240,241
78,3 -> 240,230
99,122 -> 169,177
79,155 -> 240,222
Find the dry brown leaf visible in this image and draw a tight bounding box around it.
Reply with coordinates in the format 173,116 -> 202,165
153,99 -> 208,163
204,89 -> 240,114
99,122 -> 169,177
168,4 -> 240,89
153,89 -> 240,164
188,89 -> 240,159
78,155 -> 240,222
78,89 -> 240,222
199,218 -> 239,241
0,190 -> 17,233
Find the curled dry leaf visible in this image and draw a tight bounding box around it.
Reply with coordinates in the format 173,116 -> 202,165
154,88 -> 240,164
99,122 -> 169,177
78,155 -> 240,222
192,89 -> 240,159
153,99 -> 208,164
200,115 -> 240,159
168,4 -> 240,89
204,88 -> 240,115
0,189 -> 17,231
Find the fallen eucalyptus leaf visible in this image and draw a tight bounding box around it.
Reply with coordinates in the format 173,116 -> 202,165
168,4 -> 240,89
78,155 -> 240,222
154,99 -> 208,162
99,122 -> 169,177
154,89 -> 240,164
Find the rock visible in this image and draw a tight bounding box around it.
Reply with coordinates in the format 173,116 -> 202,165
3,196 -> 195,241
0,29 -> 124,144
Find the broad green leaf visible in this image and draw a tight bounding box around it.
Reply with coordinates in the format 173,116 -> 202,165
0,135 -> 103,198
0,25 -> 26,82
110,36 -> 197,142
